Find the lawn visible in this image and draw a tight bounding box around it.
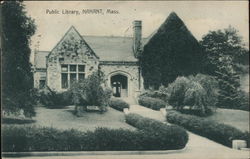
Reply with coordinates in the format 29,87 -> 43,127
3,106 -> 135,132
206,108 -> 249,132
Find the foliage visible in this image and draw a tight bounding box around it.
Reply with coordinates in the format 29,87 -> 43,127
237,91 -> 249,111
109,98 -> 129,111
139,87 -> 167,101
70,71 -> 112,112
165,74 -> 218,116
38,87 -> 73,108
125,113 -> 189,149
220,91 -> 249,111
200,26 -> 249,109
166,111 -> 250,148
2,123 -> 188,152
2,1 -> 36,117
140,12 -> 203,89
215,56 -> 242,108
200,26 -> 249,75
138,97 -> 166,110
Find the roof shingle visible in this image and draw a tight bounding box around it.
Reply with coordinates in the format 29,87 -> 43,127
35,35 -> 148,68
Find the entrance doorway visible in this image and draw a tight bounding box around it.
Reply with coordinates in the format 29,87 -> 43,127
111,74 -> 128,97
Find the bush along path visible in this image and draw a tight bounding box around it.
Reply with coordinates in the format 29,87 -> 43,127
166,111 -> 250,148
2,115 -> 188,152
129,104 -> 249,157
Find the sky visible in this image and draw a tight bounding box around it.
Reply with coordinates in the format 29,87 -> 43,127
24,1 -> 249,60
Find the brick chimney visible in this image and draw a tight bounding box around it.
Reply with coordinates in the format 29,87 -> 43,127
133,20 -> 142,58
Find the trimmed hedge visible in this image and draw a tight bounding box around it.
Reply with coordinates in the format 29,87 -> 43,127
166,111 -> 250,148
218,91 -> 249,112
138,97 -> 166,110
3,121 -> 188,152
2,126 -> 140,151
109,98 -> 129,111
125,113 -> 188,150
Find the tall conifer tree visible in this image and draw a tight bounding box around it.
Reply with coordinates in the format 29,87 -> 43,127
1,1 -> 36,117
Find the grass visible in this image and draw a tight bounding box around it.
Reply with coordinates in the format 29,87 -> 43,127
3,106 -> 135,132
205,108 -> 249,132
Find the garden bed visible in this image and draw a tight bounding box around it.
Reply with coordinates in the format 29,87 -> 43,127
138,97 -> 166,110
125,113 -> 188,150
109,98 -> 129,111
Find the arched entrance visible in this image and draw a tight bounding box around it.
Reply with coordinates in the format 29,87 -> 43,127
111,74 -> 128,97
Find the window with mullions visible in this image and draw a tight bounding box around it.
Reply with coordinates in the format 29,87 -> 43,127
61,64 -> 85,89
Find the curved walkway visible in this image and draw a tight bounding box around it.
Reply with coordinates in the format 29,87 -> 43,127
129,104 -> 249,159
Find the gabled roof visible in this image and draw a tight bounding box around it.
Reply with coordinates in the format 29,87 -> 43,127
34,27 -> 150,69
145,12 -> 197,47
83,36 -> 148,62
48,26 -> 99,60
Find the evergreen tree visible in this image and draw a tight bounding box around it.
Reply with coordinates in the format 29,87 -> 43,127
1,1 -> 36,117
140,12 -> 203,89
215,56 -> 241,108
200,26 -> 248,108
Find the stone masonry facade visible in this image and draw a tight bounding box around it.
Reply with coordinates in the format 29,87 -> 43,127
33,21 -> 143,98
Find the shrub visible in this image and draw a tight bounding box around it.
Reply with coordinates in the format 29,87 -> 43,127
237,91 -> 249,111
2,124 -> 188,152
38,87 -> 73,109
166,74 -> 218,116
166,111 -> 250,148
109,98 -> 129,111
139,87 -> 167,101
3,88 -> 37,118
218,91 -> 249,111
138,97 -> 166,110
125,113 -> 189,150
70,71 -> 112,112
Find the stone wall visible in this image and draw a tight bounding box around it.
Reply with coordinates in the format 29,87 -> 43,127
100,61 -> 143,97
46,26 -> 99,92
37,26 -> 144,95
33,70 -> 46,89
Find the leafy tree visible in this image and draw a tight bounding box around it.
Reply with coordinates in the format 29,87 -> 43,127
200,26 -> 249,75
1,1 -> 36,117
165,74 -> 218,116
200,26 -> 249,108
140,12 -> 203,89
70,70 -> 112,113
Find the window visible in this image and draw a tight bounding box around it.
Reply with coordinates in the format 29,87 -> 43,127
78,65 -> 85,72
79,73 -> 85,82
61,65 -> 68,72
61,64 -> 85,89
70,73 -> 77,85
70,65 -> 76,72
61,73 -> 68,89
39,80 -> 46,89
